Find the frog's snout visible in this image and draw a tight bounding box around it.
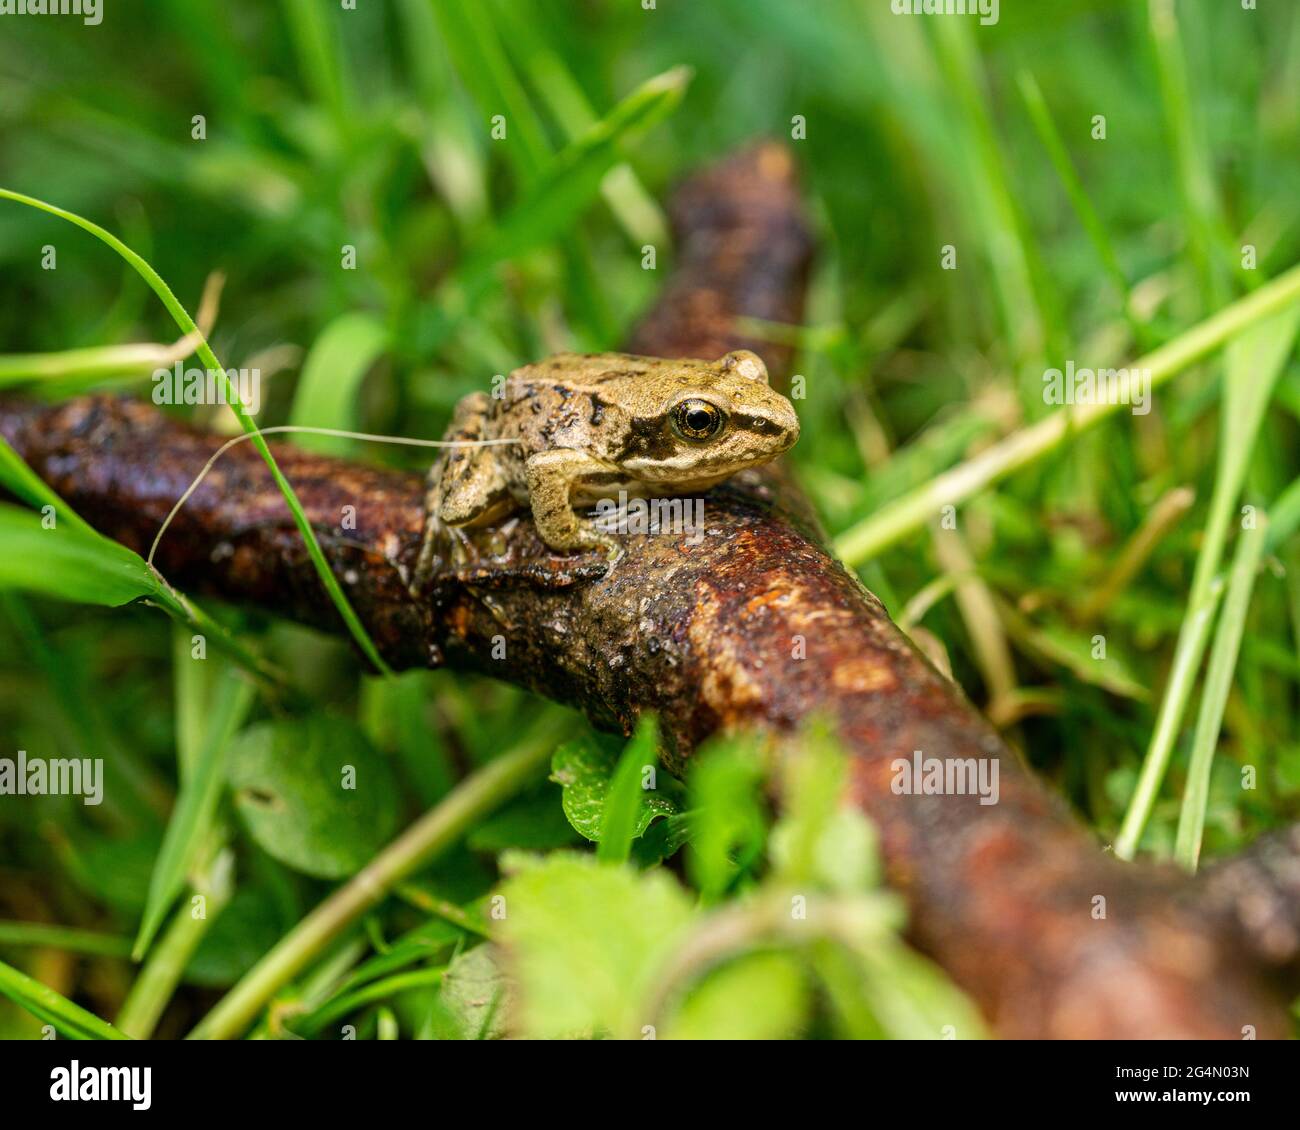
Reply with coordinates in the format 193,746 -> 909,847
780,401 -> 801,450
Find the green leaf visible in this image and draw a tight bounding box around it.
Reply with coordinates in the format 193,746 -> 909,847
495,853 -> 694,1038
60,829 -> 164,915
226,715 -> 400,879
664,952 -> 809,1040
288,312 -> 388,455
550,728 -> 682,845
185,888 -> 286,988
0,438 -> 97,537
465,784 -> 579,852
133,658 -> 255,959
856,939 -> 989,1040
0,504 -> 157,607
439,943 -> 511,1041
0,959 -> 129,1040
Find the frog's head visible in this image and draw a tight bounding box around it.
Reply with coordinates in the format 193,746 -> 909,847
618,350 -> 799,484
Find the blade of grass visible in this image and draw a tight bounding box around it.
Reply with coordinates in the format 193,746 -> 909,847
281,0 -> 351,134
0,332 -> 203,389
288,312 -> 389,456
415,66 -> 691,353
930,18 -> 1050,374
494,0 -> 668,247
597,716 -> 659,866
834,262 -> 1300,566
1146,0 -> 1231,306
0,504 -> 163,608
0,187 -> 392,674
1172,516 -> 1268,872
1017,69 -> 1143,342
1113,574 -> 1226,854
0,922 -> 133,959
432,0 -> 551,182
0,440 -> 287,689
132,660 -> 255,959
1116,304 -> 1299,858
117,848 -> 235,1039
0,958 -> 130,1040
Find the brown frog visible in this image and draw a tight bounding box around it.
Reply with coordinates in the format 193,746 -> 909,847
414,349 -> 800,586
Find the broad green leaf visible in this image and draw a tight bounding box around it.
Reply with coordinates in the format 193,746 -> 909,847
550,727 -> 683,845
288,312 -> 388,455
465,784 -> 579,852
0,959 -> 129,1040
226,715 -> 400,878
664,952 -> 809,1041
494,853 -> 693,1038
185,888 -> 286,989
857,940 -> 989,1040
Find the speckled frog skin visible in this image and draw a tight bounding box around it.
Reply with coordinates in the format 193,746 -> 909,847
415,349 -> 800,582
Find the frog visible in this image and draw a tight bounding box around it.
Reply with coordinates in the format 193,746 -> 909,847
413,349 -> 800,590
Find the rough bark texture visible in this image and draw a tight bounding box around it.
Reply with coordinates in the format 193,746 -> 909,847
2,143 -> 1296,1038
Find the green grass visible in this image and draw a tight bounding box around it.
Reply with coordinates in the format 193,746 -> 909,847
0,0 -> 1298,1039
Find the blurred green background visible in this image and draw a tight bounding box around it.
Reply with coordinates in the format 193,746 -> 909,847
0,0 -> 1298,1038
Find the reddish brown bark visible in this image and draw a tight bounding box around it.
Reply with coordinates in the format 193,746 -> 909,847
2,144 -> 1294,1038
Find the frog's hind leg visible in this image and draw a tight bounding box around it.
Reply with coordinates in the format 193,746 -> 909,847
413,392 -> 512,594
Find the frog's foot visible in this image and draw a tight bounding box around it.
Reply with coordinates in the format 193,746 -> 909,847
448,549 -> 612,590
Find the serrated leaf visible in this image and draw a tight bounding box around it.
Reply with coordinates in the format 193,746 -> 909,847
494,853 -> 694,1038
226,714 -> 399,879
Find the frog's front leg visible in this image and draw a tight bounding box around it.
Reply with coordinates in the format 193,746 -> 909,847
413,392 -> 511,595
525,448 -> 623,562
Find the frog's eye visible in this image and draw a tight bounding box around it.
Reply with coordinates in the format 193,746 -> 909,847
671,399 -> 725,442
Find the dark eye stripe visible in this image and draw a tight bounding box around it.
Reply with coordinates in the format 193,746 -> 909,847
733,414 -> 785,436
